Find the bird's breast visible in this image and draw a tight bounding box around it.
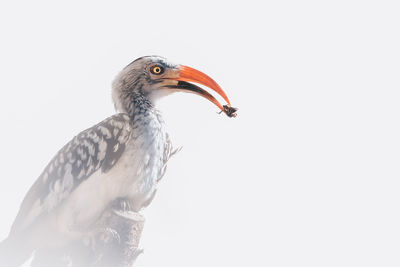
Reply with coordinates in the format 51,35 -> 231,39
120,125 -> 167,210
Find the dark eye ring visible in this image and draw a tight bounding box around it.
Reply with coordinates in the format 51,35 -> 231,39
150,65 -> 164,75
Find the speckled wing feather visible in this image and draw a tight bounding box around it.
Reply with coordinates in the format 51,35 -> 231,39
10,113 -> 133,234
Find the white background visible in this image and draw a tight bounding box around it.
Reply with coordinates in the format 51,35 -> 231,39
0,0 -> 399,266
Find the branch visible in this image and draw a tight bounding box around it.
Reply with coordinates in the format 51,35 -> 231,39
31,199 -> 145,267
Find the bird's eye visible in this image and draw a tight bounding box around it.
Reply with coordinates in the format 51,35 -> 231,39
150,65 -> 164,75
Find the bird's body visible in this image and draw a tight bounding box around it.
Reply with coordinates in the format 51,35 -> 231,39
13,111 -> 169,245
0,56 -> 234,266
3,102 -> 172,265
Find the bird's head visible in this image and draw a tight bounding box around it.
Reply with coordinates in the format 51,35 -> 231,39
112,56 -> 235,116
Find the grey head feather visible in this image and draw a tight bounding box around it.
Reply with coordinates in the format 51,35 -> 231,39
112,56 -> 177,115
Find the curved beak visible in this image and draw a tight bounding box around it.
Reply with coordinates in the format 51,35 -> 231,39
164,65 -> 232,112
178,65 -> 231,106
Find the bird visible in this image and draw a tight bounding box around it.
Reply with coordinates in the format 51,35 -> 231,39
0,55 -> 235,266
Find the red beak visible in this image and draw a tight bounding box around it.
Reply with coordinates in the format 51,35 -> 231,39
175,65 -> 231,112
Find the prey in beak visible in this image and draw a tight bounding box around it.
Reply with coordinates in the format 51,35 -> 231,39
161,65 -> 238,118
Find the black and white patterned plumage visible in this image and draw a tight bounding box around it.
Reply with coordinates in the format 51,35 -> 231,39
11,113 -> 134,233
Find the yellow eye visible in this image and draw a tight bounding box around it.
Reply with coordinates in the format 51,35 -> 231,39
151,65 -> 164,75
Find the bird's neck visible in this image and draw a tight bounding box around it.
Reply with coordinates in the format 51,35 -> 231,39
125,91 -> 163,125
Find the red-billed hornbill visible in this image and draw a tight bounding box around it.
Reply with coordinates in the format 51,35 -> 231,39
0,56 -> 236,266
